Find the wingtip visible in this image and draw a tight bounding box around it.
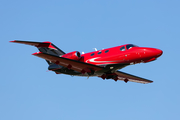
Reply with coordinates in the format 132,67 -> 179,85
32,52 -> 42,55
9,40 -> 16,42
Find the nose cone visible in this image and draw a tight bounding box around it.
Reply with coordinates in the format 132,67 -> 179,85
155,48 -> 163,57
145,48 -> 163,58
136,47 -> 163,63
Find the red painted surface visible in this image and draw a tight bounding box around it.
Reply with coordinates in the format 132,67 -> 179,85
11,40 -> 163,84
79,45 -> 163,66
61,51 -> 81,60
42,41 -> 57,49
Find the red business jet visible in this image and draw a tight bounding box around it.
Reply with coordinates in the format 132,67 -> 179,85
10,40 -> 163,84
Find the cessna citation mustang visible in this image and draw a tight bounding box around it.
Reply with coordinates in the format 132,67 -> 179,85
10,40 -> 163,84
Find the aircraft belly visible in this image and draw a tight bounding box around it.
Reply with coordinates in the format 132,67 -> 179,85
54,69 -> 104,77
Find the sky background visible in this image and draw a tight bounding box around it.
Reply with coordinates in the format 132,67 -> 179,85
1,0 -> 180,120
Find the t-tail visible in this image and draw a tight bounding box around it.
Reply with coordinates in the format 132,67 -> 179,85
10,40 -> 66,65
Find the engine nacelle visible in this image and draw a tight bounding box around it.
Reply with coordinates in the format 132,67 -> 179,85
61,51 -> 81,60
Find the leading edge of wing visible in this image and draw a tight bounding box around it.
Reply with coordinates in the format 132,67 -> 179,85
115,71 -> 153,84
32,52 -> 103,73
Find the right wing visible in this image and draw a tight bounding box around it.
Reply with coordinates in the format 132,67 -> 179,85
32,52 -> 103,74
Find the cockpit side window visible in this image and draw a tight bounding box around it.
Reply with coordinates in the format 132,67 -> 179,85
120,46 -> 126,51
126,44 -> 138,50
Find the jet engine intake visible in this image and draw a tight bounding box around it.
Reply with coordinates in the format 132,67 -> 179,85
61,51 -> 81,60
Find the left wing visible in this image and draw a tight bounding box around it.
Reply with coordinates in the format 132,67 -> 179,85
115,71 -> 153,84
32,52 -> 103,74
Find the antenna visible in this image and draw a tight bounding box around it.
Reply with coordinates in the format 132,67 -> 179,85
93,48 -> 97,51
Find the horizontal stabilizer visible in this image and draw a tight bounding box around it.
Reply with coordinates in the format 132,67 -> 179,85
10,40 -> 66,60
10,40 -> 56,49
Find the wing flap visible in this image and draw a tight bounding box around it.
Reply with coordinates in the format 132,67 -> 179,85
32,52 -> 103,73
115,71 -> 153,84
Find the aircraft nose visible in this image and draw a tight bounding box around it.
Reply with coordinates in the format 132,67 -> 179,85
145,48 -> 163,58
153,48 -> 163,57
157,49 -> 163,57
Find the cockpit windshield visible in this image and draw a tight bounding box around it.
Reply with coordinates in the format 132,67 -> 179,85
126,44 -> 138,50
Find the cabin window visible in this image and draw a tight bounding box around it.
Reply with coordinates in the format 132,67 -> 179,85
98,51 -> 102,55
120,46 -> 126,51
91,53 -> 95,56
105,50 -> 109,53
